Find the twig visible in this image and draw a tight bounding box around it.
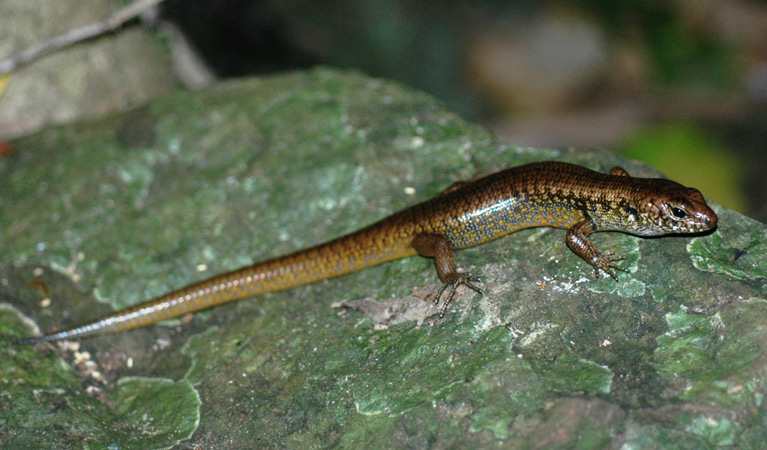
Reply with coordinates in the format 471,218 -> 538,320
0,0 -> 167,75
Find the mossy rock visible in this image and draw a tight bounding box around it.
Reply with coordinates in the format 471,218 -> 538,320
1,67 -> 765,448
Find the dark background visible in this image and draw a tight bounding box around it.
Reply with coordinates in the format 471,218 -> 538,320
162,0 -> 767,221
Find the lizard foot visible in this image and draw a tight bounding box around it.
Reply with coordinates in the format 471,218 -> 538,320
434,274 -> 483,318
591,252 -> 629,281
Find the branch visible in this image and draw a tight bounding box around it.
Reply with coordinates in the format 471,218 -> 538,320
0,0 -> 167,75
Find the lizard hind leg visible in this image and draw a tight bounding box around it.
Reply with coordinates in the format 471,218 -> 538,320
411,234 -> 484,317
432,273 -> 483,318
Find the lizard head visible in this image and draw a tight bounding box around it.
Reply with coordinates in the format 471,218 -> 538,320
628,180 -> 718,236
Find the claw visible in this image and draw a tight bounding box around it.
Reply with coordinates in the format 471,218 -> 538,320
434,274 -> 484,318
591,252 -> 628,280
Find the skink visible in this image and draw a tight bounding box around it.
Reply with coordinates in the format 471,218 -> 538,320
18,161 -> 717,344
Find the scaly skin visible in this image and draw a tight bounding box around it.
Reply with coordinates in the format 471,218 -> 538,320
18,162 -> 718,343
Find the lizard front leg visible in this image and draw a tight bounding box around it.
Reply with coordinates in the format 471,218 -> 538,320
566,219 -> 628,280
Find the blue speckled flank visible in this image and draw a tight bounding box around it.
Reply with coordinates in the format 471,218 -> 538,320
443,195 -> 582,249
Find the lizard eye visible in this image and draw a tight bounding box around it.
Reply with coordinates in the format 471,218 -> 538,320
670,206 -> 687,219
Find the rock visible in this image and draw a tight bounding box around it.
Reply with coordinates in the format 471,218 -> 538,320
1,67 -> 764,448
0,0 -> 177,139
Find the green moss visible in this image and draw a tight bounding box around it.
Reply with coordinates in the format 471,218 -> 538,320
0,306 -> 200,449
654,308 -> 760,382
686,415 -> 736,447
688,217 -> 767,284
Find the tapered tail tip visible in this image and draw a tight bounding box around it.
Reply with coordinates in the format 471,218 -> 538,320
16,335 -> 50,345
16,331 -> 73,345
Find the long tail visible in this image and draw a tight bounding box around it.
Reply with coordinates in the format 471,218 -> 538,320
18,227 -> 416,344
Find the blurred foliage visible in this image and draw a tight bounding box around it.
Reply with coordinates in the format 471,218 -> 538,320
649,21 -> 735,90
579,0 -> 738,90
619,123 -> 746,213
